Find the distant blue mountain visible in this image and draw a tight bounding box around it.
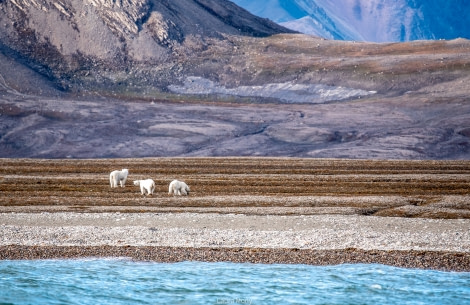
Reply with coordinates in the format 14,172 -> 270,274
231,0 -> 470,42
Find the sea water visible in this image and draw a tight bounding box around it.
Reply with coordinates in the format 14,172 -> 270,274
0,259 -> 469,305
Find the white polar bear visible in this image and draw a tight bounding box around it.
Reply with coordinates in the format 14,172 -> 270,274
109,169 -> 129,188
133,179 -> 155,196
168,179 -> 190,196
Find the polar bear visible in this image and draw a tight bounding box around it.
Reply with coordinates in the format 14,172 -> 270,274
109,169 -> 129,188
133,179 -> 155,196
168,179 -> 190,196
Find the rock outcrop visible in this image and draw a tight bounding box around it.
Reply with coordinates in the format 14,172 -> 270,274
0,0 -> 293,91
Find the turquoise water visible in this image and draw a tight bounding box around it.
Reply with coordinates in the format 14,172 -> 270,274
0,259 -> 469,305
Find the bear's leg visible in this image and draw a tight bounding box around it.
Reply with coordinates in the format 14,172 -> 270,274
110,174 -> 116,188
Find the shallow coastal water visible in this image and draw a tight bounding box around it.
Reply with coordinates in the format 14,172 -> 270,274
0,259 -> 469,305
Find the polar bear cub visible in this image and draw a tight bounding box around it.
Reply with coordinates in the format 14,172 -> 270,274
133,179 -> 155,196
109,169 -> 129,188
168,179 -> 190,196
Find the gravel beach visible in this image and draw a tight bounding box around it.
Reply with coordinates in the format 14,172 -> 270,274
1,212 -> 469,251
1,212 -> 469,271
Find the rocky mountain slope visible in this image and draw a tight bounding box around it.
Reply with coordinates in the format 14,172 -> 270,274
0,0 -> 293,93
0,0 -> 469,159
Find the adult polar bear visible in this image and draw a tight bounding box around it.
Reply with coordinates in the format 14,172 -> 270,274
134,179 -> 155,196
169,179 -> 190,196
109,169 -> 129,188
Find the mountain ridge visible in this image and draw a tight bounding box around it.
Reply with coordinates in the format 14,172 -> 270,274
0,0 -> 294,92
0,0 -> 469,159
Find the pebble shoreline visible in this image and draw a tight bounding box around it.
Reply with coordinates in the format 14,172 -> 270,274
1,245 -> 469,272
1,212 -> 469,271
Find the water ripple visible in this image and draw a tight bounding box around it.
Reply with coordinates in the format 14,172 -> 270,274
0,260 -> 469,305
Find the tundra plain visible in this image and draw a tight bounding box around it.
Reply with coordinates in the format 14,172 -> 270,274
1,157 -> 469,218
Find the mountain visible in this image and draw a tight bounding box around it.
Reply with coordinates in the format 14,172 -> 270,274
0,0 -> 469,159
0,0 -> 293,93
230,0 -> 470,42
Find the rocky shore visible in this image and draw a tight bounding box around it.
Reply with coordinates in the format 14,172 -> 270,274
2,245 -> 469,272
1,212 -> 469,271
